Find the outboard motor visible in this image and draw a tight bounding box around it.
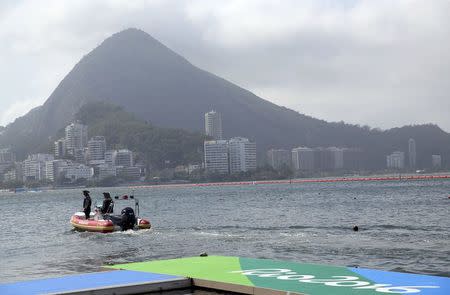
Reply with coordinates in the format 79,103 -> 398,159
120,207 -> 136,231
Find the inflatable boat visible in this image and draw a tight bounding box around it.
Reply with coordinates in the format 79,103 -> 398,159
70,213 -> 151,233
70,194 -> 151,233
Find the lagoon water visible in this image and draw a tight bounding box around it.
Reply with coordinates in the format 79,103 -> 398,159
0,180 -> 449,283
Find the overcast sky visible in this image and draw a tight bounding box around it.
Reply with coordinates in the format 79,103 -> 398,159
1,0 -> 449,132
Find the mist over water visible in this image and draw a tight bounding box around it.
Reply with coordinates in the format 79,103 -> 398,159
0,180 -> 449,283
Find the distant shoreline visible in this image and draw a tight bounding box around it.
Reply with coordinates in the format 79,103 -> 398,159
128,173 -> 450,189
3,172 -> 449,193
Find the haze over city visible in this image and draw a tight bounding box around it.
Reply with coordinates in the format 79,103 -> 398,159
1,0 -> 449,131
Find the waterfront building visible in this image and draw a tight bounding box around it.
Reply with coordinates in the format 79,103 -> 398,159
65,164 -> 94,181
97,163 -> 117,179
88,136 -> 106,162
387,151 -> 405,169
408,138 -> 416,168
51,159 -> 71,182
267,149 -> 291,170
54,138 -> 66,158
326,147 -> 344,170
292,147 -> 315,171
65,122 -> 88,155
432,155 -> 442,169
105,150 -> 117,166
73,148 -> 87,164
3,169 -> 17,182
205,110 -> 223,140
117,166 -> 141,180
0,148 -> 15,163
22,154 -> 54,181
204,140 -> 229,174
45,161 -> 55,182
314,147 -> 335,171
229,137 -> 257,174
116,149 -> 133,167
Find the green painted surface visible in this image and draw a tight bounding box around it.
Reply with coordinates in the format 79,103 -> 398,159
239,257 -> 384,295
111,256 -> 253,286
110,256 -> 400,295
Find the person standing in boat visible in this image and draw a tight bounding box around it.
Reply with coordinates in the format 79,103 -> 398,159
101,192 -> 113,214
82,190 -> 92,219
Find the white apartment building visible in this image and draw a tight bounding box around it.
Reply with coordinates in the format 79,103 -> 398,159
327,147 -> 344,170
205,110 -> 223,140
116,149 -> 133,167
22,154 -> 54,181
88,136 -> 106,162
267,149 -> 291,170
65,122 -> 88,153
204,140 -> 229,174
105,150 -> 116,166
432,155 -> 442,168
408,138 -> 416,168
229,137 -> 257,173
65,164 -> 94,181
98,163 -> 117,179
292,147 -> 315,171
387,151 -> 405,169
45,161 -> 55,182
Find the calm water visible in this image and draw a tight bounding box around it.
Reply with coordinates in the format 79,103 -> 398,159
0,180 -> 449,283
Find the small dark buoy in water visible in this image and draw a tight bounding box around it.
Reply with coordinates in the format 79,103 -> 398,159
353,225 -> 359,232
353,197 -> 357,200
199,252 -> 208,257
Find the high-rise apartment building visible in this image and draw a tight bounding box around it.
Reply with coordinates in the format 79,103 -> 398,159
292,147 -> 315,171
204,140 -> 229,174
387,151 -> 405,169
267,149 -> 291,170
204,110 -> 223,140
326,147 -> 344,170
54,138 -> 66,158
432,155 -> 442,169
88,136 -> 106,162
408,138 -> 416,168
228,137 -> 257,173
65,122 -> 88,153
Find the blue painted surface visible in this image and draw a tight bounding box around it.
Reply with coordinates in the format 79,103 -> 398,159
0,270 -> 183,295
350,267 -> 450,295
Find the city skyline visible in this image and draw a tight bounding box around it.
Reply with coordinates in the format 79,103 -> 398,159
1,1 -> 450,132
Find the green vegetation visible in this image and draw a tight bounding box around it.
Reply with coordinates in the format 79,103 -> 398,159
75,102 -> 206,171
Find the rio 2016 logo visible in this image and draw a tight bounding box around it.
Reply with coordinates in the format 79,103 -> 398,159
230,269 -> 439,294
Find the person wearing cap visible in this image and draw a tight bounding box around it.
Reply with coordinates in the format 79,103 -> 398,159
101,192 -> 113,214
82,190 -> 92,219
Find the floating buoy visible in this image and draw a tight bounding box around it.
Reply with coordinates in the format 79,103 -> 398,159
353,225 -> 359,232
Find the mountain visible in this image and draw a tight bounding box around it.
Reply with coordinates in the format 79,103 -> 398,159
1,28 -> 449,169
75,102 -> 204,169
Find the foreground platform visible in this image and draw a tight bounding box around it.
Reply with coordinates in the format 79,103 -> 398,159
1,256 -> 449,295
110,256 -> 450,295
0,270 -> 189,295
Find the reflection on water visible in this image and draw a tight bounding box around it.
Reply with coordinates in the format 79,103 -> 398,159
0,180 -> 449,283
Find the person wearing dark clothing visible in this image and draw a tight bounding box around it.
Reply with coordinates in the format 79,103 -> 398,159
101,192 -> 113,214
82,190 -> 92,219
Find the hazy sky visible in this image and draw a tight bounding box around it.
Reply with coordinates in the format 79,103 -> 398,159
1,0 -> 449,131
